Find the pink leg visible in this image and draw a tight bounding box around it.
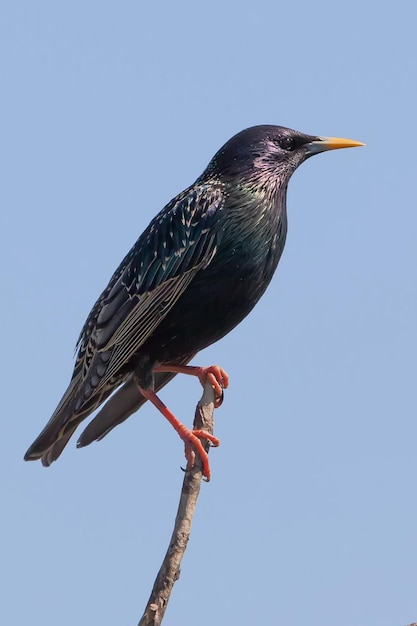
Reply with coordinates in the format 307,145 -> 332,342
154,364 -> 229,407
139,387 -> 220,482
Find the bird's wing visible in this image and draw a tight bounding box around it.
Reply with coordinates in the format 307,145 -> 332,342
72,182 -> 225,402
24,182 -> 225,463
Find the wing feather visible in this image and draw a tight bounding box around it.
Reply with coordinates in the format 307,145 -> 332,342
70,182 -> 224,410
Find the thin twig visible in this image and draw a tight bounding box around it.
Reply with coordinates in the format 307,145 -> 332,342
137,380 -> 216,626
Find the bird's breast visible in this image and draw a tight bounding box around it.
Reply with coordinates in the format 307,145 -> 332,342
142,205 -> 287,363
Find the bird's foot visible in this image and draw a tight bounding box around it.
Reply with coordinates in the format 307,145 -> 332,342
194,365 -> 229,407
138,387 -> 219,482
183,428 -> 220,482
154,363 -> 229,407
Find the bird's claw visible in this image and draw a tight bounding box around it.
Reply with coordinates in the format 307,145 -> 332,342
181,463 -> 209,481
183,429 -> 220,482
214,388 -> 224,408
197,365 -> 229,407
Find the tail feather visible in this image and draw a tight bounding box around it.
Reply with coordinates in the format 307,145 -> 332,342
24,405 -> 74,462
77,370 -> 177,447
41,427 -> 78,467
24,380 -> 116,464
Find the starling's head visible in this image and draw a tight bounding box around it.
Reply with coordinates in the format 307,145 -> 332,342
205,125 -> 364,184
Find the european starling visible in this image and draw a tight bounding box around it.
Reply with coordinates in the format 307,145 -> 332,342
24,125 -> 363,479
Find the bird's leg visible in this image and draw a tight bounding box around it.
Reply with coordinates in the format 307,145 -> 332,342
153,364 -> 229,408
138,386 -> 220,482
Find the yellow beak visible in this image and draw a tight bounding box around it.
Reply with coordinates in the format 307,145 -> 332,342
307,136 -> 365,154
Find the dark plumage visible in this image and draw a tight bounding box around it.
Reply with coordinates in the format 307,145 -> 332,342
25,125 -> 363,473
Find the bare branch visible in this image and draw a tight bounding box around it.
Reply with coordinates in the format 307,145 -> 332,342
138,380 -> 216,626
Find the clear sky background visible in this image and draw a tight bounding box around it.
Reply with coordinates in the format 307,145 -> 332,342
1,2 -> 416,625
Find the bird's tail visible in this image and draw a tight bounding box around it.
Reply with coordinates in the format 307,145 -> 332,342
24,379 -> 115,466
24,379 -> 80,464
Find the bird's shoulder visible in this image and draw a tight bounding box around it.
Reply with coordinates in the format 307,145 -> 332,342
128,178 -> 226,292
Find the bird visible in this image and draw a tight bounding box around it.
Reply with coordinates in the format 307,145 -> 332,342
24,125 -> 364,479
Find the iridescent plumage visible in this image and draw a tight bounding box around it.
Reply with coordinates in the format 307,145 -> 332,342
25,125 -> 363,470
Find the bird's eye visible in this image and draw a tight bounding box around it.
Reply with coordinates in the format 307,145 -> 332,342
278,137 -> 294,151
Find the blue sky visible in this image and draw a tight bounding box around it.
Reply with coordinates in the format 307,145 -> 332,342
1,2 -> 416,625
